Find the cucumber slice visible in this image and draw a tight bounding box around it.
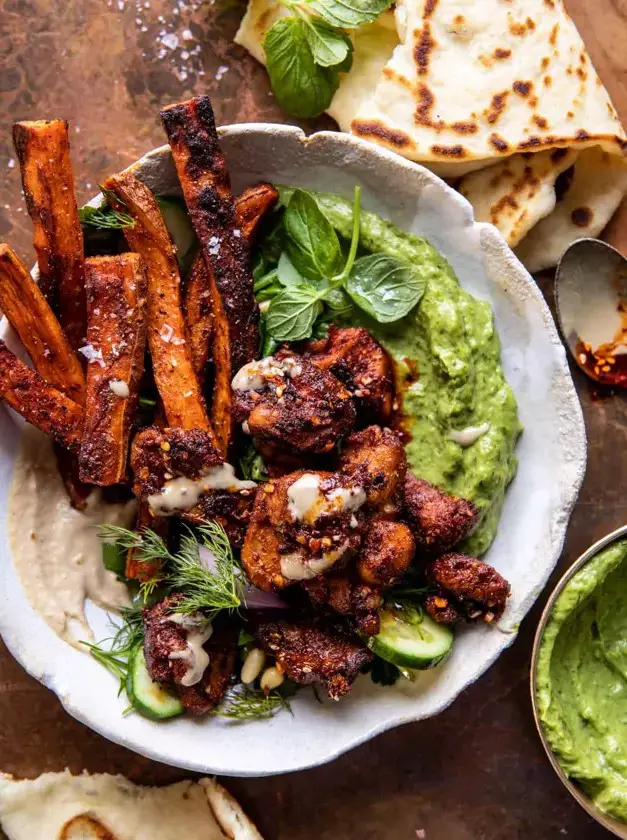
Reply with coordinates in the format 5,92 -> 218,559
127,646 -> 184,721
157,197 -> 198,272
368,601 -> 454,670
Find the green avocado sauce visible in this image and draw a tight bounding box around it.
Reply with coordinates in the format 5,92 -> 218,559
305,191 -> 521,556
536,538 -> 627,823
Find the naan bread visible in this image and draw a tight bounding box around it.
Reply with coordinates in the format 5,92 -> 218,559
514,146 -> 627,272
458,148 -> 579,247
0,771 -> 263,840
235,0 -> 627,270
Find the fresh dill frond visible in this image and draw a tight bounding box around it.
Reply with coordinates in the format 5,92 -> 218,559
98,521 -> 242,617
98,524 -> 171,565
79,205 -> 136,230
82,604 -> 144,694
169,525 -> 242,616
212,686 -> 290,721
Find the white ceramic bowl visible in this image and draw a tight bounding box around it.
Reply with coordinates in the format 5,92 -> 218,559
0,125 -> 586,777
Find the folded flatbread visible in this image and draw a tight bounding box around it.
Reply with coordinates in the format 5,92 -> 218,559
236,0 -> 627,271
0,771 -> 263,840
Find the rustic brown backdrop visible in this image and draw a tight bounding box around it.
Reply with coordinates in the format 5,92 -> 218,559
1,1 -> 626,837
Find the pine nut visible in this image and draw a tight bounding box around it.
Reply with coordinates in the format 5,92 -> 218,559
241,648 -> 266,684
260,665 -> 285,692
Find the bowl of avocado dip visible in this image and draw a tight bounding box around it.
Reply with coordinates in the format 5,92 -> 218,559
532,525 -> 627,837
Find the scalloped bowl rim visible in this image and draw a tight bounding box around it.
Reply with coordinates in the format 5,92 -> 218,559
0,124 -> 586,777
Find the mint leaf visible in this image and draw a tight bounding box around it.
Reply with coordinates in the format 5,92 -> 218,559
345,253 -> 425,323
264,18 -> 339,118
306,0 -> 393,28
303,17 -> 353,67
284,189 -> 343,281
266,284 -> 324,341
277,251 -> 305,286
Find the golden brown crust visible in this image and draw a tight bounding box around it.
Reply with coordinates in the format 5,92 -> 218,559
403,472 -> 479,553
12,119 -> 86,349
160,96 -> 259,454
131,425 -> 223,500
233,355 -> 356,455
303,574 -> 383,636
305,326 -> 394,425
0,339 -> 84,450
183,253 -> 213,376
0,243 -> 85,405
183,183 -> 278,380
254,618 -> 373,700
143,595 -> 236,715
234,182 -> 279,241
78,254 -> 148,486
103,170 -> 214,438
425,553 -> 511,624
339,425 -> 407,508
357,518 -> 416,587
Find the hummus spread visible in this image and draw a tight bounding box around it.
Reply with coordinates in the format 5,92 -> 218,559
7,427 -> 136,647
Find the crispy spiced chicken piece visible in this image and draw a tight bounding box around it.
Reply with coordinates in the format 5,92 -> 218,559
339,425 -> 407,508
403,473 -> 479,554
254,618 -> 373,700
242,470 -> 365,592
232,353 -> 356,455
425,553 -> 511,625
306,326 -> 394,424
131,425 -> 222,500
131,426 -> 255,548
357,518 -> 416,588
143,595 -> 236,715
303,574 -> 383,636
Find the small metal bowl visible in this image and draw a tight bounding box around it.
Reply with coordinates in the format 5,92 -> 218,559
531,524 -> 627,839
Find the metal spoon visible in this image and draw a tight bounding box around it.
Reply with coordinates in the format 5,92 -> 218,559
554,238 -> 627,388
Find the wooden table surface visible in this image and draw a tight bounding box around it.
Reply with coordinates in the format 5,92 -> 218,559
1,1 -> 626,837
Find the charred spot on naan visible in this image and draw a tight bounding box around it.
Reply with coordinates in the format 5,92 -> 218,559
350,119 -> 415,151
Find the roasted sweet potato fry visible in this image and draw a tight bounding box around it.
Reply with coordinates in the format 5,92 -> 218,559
0,244 -> 85,405
0,340 -> 83,450
102,170 -> 214,438
160,96 -> 259,454
184,254 -> 212,376
183,183 -> 278,378
12,119 -> 86,349
125,501 -> 169,581
235,182 -> 279,241
78,254 -> 148,485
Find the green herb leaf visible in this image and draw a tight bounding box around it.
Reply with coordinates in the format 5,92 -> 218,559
169,524 -> 243,616
212,685 -> 291,721
264,18 -> 339,119
266,284 -> 324,342
345,253 -> 425,323
238,629 -> 256,647
82,604 -> 144,694
366,655 -> 401,687
79,205 -> 136,230
284,189 -> 343,281
276,251 -> 305,287
325,287 -> 354,318
306,0 -> 392,29
303,17 -> 353,67
102,542 -> 127,577
97,522 -> 242,617
259,310 -> 281,357
240,444 -> 269,483
333,184 -> 361,285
